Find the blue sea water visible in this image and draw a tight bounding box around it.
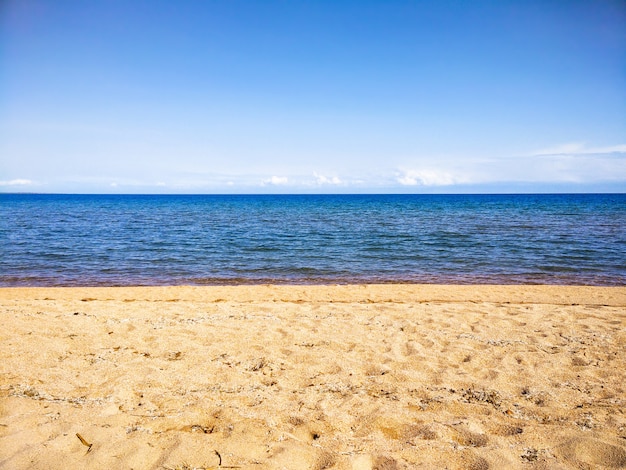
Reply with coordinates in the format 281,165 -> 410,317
0,193 -> 624,286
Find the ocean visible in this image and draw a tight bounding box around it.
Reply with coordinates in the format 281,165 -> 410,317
1,193 -> 624,286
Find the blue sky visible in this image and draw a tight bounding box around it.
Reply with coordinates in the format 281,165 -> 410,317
1,0 -> 625,193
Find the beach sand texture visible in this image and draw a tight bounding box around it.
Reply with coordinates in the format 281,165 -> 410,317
1,285 -> 625,469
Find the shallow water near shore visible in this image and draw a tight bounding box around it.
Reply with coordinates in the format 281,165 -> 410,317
1,193 -> 625,286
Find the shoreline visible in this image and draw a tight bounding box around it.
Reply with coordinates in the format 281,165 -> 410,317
3,276 -> 624,288
2,285 -> 625,469
2,283 -> 626,304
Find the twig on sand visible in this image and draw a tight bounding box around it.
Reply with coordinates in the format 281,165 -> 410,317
76,433 -> 93,453
214,450 -> 242,468
163,450 -> 243,469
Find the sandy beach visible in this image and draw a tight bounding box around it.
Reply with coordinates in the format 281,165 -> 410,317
1,285 -> 625,469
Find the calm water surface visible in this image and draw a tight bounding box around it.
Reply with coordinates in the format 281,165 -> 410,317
1,194 -> 624,286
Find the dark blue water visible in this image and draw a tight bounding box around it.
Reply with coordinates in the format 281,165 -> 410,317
1,193 -> 624,286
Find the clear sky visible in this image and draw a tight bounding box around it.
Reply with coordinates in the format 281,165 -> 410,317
1,0 -> 625,194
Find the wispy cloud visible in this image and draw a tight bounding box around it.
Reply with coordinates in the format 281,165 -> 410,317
394,145 -> 626,189
0,178 -> 34,186
531,142 -> 626,156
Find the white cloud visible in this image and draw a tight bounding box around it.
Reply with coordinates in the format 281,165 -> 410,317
262,176 -> 289,186
0,178 -> 33,186
396,169 -> 459,186
313,172 -> 342,185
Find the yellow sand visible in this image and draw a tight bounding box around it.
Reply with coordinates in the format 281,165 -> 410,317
1,285 -> 625,469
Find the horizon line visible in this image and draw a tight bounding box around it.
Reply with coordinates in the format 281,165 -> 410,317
2,191 -> 625,196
